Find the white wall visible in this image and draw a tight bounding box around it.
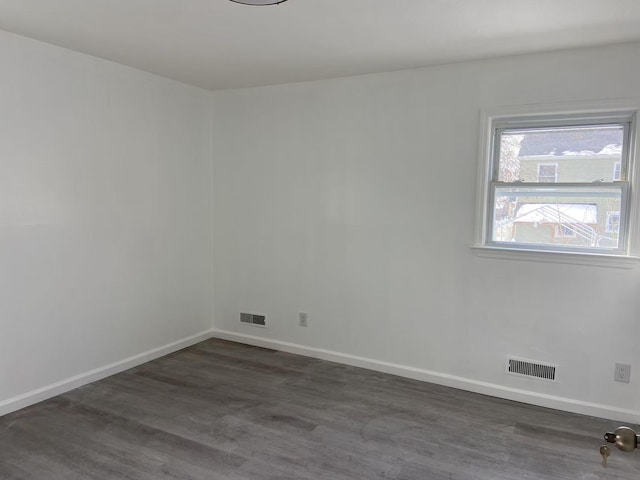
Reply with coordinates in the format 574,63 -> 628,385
0,31 -> 213,412
1,29 -> 637,423
212,43 -> 640,422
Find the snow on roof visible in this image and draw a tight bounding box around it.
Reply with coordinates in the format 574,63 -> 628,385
518,130 -> 622,157
514,203 -> 597,224
559,144 -> 622,156
597,144 -> 622,155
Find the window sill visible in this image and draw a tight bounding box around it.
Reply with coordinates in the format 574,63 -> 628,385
471,245 -> 640,269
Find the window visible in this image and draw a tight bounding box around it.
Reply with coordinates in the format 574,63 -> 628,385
537,163 -> 558,182
554,224 -> 577,238
476,107 -> 638,260
613,162 -> 621,181
606,211 -> 620,233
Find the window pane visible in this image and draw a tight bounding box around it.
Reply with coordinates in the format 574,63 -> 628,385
498,125 -> 624,182
492,185 -> 622,249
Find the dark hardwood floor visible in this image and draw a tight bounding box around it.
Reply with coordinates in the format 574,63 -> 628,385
1,338 -> 638,479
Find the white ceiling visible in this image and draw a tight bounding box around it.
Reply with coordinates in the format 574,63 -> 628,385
1,0 -> 640,90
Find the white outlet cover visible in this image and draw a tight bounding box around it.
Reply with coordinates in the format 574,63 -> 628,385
614,363 -> 631,383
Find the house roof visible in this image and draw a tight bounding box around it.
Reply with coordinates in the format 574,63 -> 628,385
518,129 -> 622,157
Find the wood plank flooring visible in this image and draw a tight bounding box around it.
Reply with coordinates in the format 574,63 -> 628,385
1,338 -> 639,479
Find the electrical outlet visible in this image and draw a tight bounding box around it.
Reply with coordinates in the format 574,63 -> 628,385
614,363 -> 631,383
299,312 -> 308,327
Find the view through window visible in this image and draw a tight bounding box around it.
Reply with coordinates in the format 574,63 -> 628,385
488,120 -> 632,253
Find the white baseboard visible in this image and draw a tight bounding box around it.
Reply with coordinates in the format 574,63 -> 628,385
212,329 -> 640,424
5,327 -> 637,424
0,329 -> 215,417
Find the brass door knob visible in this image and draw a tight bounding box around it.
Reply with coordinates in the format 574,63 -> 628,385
604,426 -> 639,452
614,427 -> 638,452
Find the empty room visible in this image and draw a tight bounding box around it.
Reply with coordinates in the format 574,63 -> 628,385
1,1 -> 640,478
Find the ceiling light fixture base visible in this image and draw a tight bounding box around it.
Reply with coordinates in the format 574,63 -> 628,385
229,0 -> 288,5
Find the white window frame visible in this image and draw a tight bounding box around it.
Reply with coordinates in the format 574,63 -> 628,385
473,101 -> 640,268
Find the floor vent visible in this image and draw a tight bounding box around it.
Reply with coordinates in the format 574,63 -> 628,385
240,312 -> 266,327
507,357 -> 556,381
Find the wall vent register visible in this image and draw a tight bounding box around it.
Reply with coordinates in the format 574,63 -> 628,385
507,357 -> 557,381
240,312 -> 266,327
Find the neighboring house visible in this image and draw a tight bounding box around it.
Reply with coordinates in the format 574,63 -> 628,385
505,130 -> 622,248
